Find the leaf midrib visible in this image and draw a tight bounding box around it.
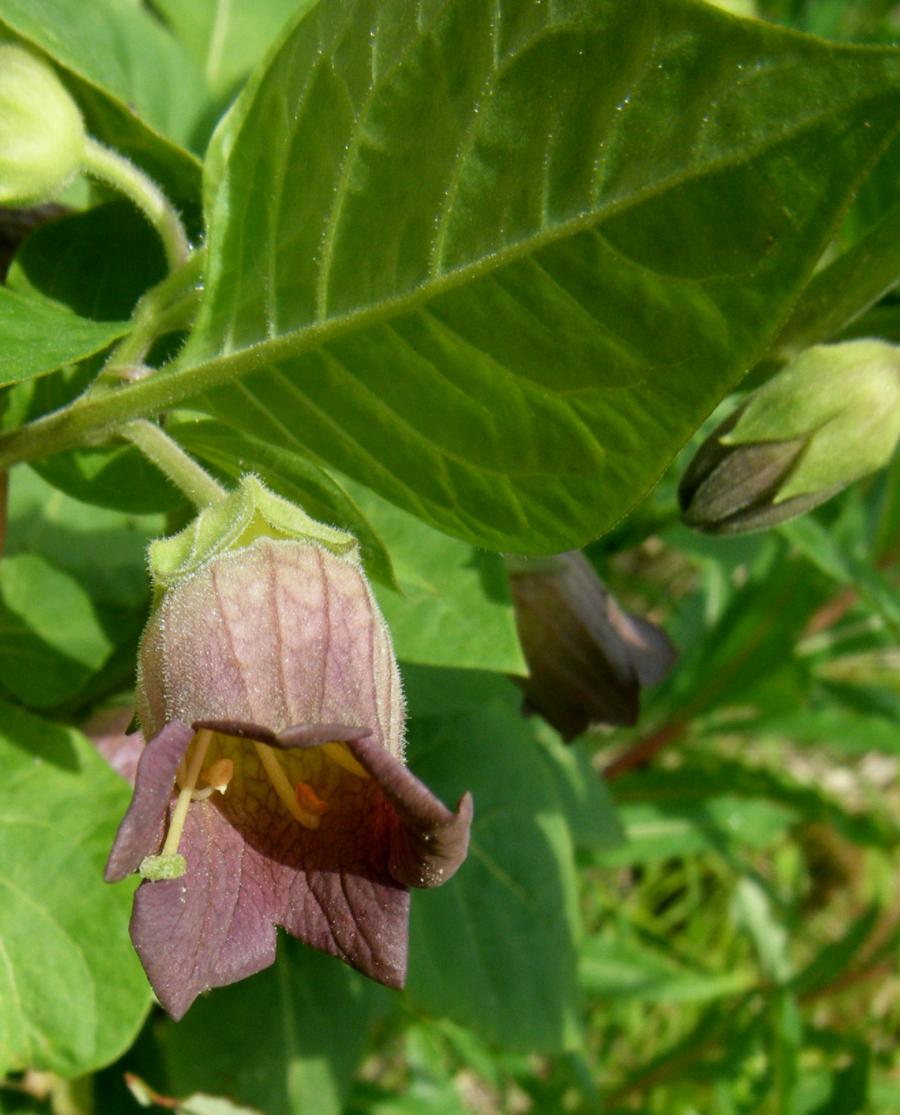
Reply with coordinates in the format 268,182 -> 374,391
185,83 -> 899,377
15,71 -> 896,466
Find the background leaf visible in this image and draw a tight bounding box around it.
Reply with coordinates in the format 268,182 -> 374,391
153,0 -> 313,99
4,467 -> 163,707
178,0 -> 900,551
4,466 -> 163,610
346,481 -> 527,673
403,673 -> 613,1052
0,555 -> 113,708
0,702 -> 151,1078
6,201 -> 167,321
158,944 -> 386,1115
0,0 -> 203,206
0,288 -> 127,386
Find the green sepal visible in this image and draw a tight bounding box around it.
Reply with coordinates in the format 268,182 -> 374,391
148,474 -> 360,595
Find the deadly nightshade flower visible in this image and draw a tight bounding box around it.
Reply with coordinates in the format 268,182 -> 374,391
105,477 -> 472,1019
507,552 -> 676,742
679,340 -> 900,534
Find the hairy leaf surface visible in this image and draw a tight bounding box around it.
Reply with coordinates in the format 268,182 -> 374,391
179,0 -> 900,550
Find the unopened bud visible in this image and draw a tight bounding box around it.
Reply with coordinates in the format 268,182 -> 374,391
507,553 -> 676,741
679,340 -> 900,534
0,45 -> 85,206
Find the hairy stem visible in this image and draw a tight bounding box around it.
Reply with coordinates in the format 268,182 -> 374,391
94,248 -> 205,382
82,137 -> 190,270
123,419 -> 226,507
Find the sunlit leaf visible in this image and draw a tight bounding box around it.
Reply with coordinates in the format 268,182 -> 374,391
178,0 -> 900,550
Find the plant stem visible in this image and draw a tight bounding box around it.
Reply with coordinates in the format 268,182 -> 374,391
0,336 -> 269,471
82,137 -> 190,270
603,721 -> 685,780
123,419 -> 226,507
96,249 -> 205,382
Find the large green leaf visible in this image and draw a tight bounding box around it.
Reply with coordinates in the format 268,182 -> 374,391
0,288 -> 128,386
0,0 -> 203,204
766,193 -> 900,359
403,675 -> 614,1051
158,943 -> 385,1115
0,702 -> 151,1077
167,0 -> 900,551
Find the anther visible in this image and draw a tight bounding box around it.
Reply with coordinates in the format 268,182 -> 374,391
294,781 -> 328,830
322,741 -> 370,779
190,756 -> 235,801
203,757 -> 234,793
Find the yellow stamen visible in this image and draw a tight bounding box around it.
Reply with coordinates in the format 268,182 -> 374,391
322,741 -> 370,779
162,729 -> 213,857
253,741 -> 320,828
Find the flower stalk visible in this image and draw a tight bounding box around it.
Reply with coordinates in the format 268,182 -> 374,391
81,137 -> 190,271
123,419 -> 226,508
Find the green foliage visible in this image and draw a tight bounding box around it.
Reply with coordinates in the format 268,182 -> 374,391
184,0 -> 900,552
0,703 -> 151,1078
0,0 -> 203,205
0,1 -> 897,1113
0,286 -> 128,385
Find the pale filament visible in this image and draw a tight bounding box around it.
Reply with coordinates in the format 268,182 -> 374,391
253,741 -> 324,829
162,729 -> 213,856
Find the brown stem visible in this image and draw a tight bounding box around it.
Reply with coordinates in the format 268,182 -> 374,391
603,721 -> 684,780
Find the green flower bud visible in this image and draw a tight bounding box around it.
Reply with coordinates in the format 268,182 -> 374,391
0,45 -> 85,206
680,340 -> 900,534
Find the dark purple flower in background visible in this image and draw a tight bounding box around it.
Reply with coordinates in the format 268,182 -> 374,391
507,552 -> 676,742
106,536 -> 471,1020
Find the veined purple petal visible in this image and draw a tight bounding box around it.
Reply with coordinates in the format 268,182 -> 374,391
137,541 -> 404,758
339,733 -> 473,889
118,718 -> 470,1017
130,799 -> 276,1021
